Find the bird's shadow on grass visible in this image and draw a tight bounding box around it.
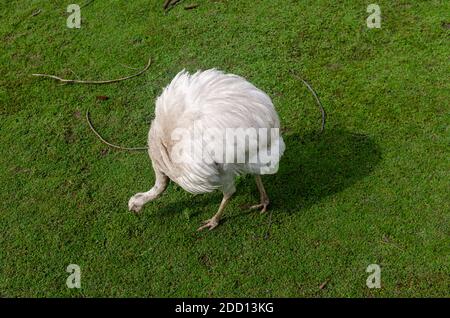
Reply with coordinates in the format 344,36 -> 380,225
265,128 -> 382,214
229,128 -> 382,220
151,128 -> 381,221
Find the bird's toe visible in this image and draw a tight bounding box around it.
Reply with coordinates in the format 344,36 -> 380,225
128,196 -> 143,213
249,201 -> 269,214
197,218 -> 219,231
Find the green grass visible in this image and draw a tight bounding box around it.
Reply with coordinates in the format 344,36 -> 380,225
0,0 -> 449,297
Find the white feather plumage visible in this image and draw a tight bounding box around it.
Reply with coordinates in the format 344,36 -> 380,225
129,69 -> 285,230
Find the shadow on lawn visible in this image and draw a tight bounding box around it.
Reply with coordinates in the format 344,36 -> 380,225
153,128 -> 381,220
266,128 -> 382,214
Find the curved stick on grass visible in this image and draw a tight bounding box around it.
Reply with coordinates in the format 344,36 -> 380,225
86,110 -> 148,151
163,0 -> 172,10
263,73 -> 327,240
184,4 -> 199,10
291,73 -> 327,134
165,0 -> 182,12
32,57 -> 152,84
31,9 -> 42,16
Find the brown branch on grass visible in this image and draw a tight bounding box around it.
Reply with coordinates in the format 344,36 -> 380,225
184,4 -> 199,10
32,56 -> 152,84
163,0 -> 172,10
33,56 -> 152,151
86,110 -> 148,151
169,0 -> 182,7
164,0 -> 183,12
31,9 -> 42,17
319,278 -> 330,290
290,72 -> 327,134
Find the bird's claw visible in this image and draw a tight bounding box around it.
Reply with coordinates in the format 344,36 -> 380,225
128,194 -> 144,213
197,218 -> 219,231
250,201 -> 269,214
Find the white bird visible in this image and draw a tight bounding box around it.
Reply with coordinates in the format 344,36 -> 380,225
128,69 -> 285,230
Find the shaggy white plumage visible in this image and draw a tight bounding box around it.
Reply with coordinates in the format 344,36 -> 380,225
128,69 -> 285,230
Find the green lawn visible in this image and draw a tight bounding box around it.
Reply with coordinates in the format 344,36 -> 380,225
0,0 -> 449,297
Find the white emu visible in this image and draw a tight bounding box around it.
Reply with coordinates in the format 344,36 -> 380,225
128,69 -> 285,230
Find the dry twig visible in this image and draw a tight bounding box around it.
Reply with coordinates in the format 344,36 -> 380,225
291,73 -> 327,134
164,0 -> 182,12
163,0 -> 172,10
31,9 -> 42,17
85,110 -> 148,151
32,57 -> 152,84
184,4 -> 199,10
319,278 -> 330,290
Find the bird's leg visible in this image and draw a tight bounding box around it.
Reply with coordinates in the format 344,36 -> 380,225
128,169 -> 169,213
197,191 -> 234,231
250,175 -> 269,213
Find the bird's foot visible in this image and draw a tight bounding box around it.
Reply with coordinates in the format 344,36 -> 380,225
250,200 -> 269,214
197,217 -> 220,231
128,193 -> 146,213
